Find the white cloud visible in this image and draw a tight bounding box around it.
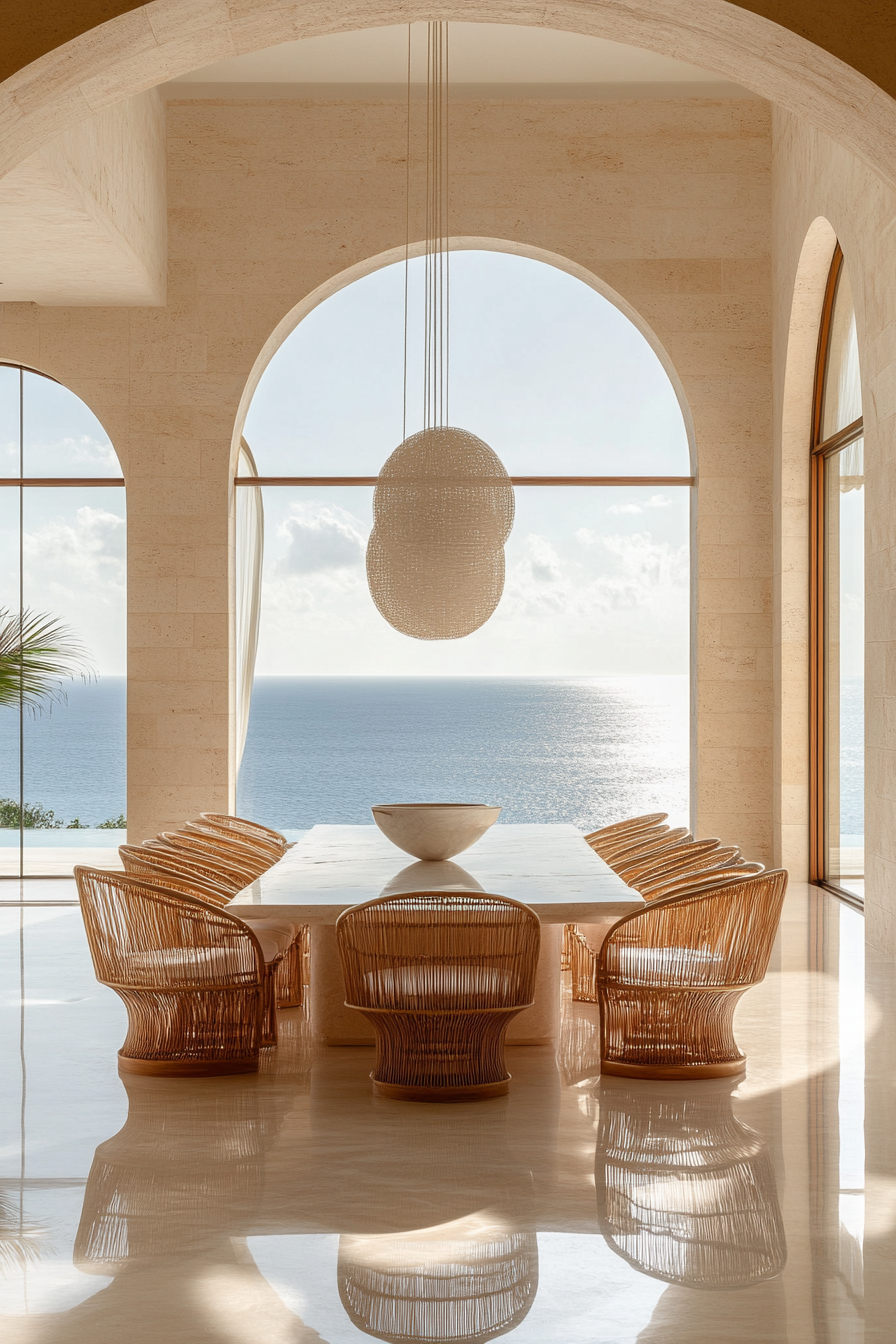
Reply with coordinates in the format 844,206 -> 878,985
525,533 -> 563,583
604,493 -> 672,517
277,503 -> 367,575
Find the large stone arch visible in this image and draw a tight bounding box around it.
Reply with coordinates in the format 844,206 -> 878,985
231,236 -> 698,478
1,0 -> 894,187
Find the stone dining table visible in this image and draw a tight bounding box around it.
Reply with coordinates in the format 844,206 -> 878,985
226,822 -> 643,1046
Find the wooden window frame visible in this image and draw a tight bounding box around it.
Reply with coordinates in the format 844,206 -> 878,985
809,245 -> 864,904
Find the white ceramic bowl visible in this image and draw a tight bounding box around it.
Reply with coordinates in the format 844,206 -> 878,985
371,803 -> 501,862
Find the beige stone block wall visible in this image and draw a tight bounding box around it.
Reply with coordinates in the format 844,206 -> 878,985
0,92 -> 774,855
772,109 -> 896,951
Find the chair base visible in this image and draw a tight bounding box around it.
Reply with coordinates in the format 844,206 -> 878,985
601,1057 -> 746,1080
371,1074 -> 511,1103
118,1052 -> 259,1077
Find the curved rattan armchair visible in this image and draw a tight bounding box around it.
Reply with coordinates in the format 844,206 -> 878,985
153,831 -> 262,884
640,860 -> 765,903
198,811 -> 289,853
120,845 -> 306,1009
623,841 -> 737,891
75,866 -> 269,1075
338,1231 -> 538,1343
140,836 -> 257,892
585,813 -> 668,853
184,819 -> 282,869
604,827 -> 692,876
168,825 -> 273,880
596,870 -> 788,1079
336,892 -> 541,1102
595,1077 -> 786,1288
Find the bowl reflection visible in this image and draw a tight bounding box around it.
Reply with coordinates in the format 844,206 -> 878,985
380,860 -> 486,897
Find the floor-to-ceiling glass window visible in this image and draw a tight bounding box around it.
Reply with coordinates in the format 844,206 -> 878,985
235,251 -> 692,837
811,247 -> 864,900
0,366 -> 126,879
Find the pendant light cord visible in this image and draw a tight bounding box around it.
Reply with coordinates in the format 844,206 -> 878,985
402,24 -> 411,443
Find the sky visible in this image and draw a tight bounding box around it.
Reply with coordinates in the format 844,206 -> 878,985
0,251 -> 704,678
244,251 -> 693,676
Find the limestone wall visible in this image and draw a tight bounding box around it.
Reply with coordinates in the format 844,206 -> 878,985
0,92 -> 774,854
772,108 -> 896,951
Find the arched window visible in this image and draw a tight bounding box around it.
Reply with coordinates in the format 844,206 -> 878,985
810,247 -> 864,901
0,366 -> 126,879
235,251 -> 693,836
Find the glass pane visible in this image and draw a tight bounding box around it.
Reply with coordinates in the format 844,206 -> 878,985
244,251 -> 690,476
23,369 -> 120,477
821,264 -> 862,440
825,441 -> 864,892
0,487 -> 126,876
238,484 -> 690,834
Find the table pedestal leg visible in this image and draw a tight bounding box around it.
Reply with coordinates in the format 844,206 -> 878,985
310,921 -> 562,1047
310,924 -> 374,1045
506,923 -> 561,1046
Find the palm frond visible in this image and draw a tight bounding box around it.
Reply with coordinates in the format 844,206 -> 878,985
0,607 -> 95,713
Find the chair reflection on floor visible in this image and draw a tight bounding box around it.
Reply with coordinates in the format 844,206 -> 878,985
338,1226 -> 538,1343
594,1077 -> 786,1290
74,1072 -> 293,1272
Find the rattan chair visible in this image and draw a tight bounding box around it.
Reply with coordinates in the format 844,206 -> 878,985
140,836 -> 258,892
120,838 -> 306,1010
604,827 -> 692,875
585,813 -> 668,854
154,830 -> 264,884
622,840 -> 736,890
120,845 -> 306,1008
640,860 -> 764,903
75,866 -> 273,1075
336,892 -> 541,1102
184,819 -> 282,870
196,811 -> 289,856
595,1077 -> 786,1287
594,869 -> 788,1078
169,825 -> 273,880
338,1231 -> 538,1342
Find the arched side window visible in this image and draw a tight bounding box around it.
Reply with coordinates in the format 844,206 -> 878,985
810,247 -> 864,902
0,366 -> 126,879
235,250 -> 694,837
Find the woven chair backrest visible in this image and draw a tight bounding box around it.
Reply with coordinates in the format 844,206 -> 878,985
155,832 -> 261,884
118,846 -> 233,906
74,866 -> 262,989
142,838 -> 253,891
630,841 -> 737,888
138,840 -> 249,893
197,812 -> 287,853
600,869 -> 788,989
646,862 -> 765,902
592,823 -> 670,860
180,823 -> 274,874
336,891 -> 541,1012
607,828 -> 692,872
190,821 -> 283,866
586,813 -> 668,843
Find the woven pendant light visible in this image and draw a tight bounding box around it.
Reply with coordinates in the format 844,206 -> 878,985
367,23 -> 515,641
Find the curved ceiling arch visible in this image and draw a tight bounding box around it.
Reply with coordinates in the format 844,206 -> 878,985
1,1 -> 894,188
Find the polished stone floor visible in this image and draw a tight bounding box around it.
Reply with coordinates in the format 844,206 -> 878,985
1,882 -> 892,1343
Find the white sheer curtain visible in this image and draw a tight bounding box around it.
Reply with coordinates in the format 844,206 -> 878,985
236,439 -> 263,768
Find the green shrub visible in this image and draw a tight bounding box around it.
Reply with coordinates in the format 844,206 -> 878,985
0,799 -> 62,829
97,814 -> 127,829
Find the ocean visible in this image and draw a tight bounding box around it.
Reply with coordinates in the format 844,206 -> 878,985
237,676 -> 691,834
0,674 -> 866,843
